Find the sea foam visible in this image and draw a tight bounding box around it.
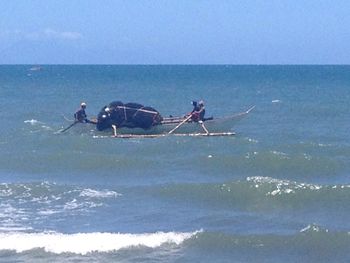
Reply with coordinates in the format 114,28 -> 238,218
24,119 -> 43,125
0,231 -> 200,254
246,176 -> 322,196
79,188 -> 121,198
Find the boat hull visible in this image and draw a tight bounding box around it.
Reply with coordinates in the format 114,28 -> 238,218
104,106 -> 255,135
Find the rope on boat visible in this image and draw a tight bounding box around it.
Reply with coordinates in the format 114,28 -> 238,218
115,106 -> 159,115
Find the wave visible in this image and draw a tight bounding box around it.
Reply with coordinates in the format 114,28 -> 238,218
155,176 -> 350,211
23,119 -> 54,134
246,176 -> 323,196
0,181 -> 121,196
0,182 -> 121,202
0,228 -> 348,261
184,227 -> 350,262
0,182 -> 121,232
79,188 -> 122,198
0,230 -> 200,255
181,142 -> 350,181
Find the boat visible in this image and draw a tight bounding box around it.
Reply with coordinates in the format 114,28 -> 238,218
29,66 -> 43,71
102,105 -> 255,135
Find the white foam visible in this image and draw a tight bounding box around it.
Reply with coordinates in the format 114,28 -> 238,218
63,199 -> 81,210
0,184 -> 12,197
0,230 -> 200,254
246,176 -> 322,196
37,209 -> 60,216
24,119 -> 43,125
270,150 -> 290,159
79,189 -> 122,198
0,203 -> 31,231
300,224 -> 329,233
0,226 -> 32,232
41,125 -> 53,131
271,99 -> 281,103
246,137 -> 259,143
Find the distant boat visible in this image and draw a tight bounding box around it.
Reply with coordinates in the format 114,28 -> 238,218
29,66 -> 43,71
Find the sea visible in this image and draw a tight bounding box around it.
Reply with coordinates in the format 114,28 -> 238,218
0,65 -> 349,262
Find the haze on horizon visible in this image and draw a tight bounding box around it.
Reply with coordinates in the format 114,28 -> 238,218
1,0 -> 350,65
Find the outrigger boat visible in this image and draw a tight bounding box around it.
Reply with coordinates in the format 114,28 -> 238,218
60,105 -> 255,138
107,105 -> 255,137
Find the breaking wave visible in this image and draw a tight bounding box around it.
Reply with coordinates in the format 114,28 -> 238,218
0,230 -> 200,255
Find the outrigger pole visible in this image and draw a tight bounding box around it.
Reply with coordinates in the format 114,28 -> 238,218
112,132 -> 235,139
199,121 -> 209,134
168,114 -> 193,134
58,121 -> 78,133
111,115 -> 235,138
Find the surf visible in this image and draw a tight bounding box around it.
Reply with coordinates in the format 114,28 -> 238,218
0,230 -> 200,255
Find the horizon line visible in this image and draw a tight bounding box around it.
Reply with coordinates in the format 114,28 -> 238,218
1,63 -> 350,66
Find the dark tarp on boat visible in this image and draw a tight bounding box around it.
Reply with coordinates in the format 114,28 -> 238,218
96,101 -> 163,131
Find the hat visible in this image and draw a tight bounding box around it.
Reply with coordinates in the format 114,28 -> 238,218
198,100 -> 204,105
81,102 -> 87,107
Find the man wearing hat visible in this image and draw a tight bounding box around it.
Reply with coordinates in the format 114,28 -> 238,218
189,100 -> 206,122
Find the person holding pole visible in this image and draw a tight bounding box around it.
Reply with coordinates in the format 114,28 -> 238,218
74,102 -> 92,123
190,100 -> 206,122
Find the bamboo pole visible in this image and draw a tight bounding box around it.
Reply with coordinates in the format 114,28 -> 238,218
112,132 -> 235,138
168,114 -> 193,134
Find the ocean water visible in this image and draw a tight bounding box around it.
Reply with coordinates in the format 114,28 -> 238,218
0,65 -> 349,262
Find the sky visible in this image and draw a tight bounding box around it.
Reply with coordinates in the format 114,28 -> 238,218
1,0 -> 350,64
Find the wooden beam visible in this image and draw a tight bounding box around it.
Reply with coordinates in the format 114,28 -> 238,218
112,132 -> 235,138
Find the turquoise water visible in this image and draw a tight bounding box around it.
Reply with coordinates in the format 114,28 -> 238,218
0,65 -> 349,262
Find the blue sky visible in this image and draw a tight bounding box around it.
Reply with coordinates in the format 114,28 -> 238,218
1,0 -> 350,64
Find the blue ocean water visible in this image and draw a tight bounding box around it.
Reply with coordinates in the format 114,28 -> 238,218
0,65 -> 349,262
